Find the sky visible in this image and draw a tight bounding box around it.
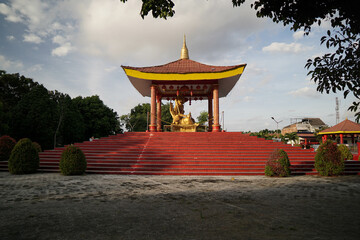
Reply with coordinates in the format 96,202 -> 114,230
0,0 -> 357,132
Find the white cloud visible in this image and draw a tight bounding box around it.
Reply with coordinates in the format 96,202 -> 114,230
51,43 -> 74,57
293,30 -> 305,40
262,42 -> 313,53
26,64 -> 43,73
0,3 -> 22,22
243,96 -> 254,102
288,86 -> 319,98
6,35 -> 15,41
23,33 -> 43,44
0,54 -> 23,71
51,35 -> 74,57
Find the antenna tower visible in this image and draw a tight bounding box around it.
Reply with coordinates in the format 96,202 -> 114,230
335,97 -> 340,124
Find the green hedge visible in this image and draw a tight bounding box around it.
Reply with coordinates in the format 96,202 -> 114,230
337,144 -> 353,160
59,145 -> 87,175
315,140 -> 344,176
8,138 -> 39,174
0,135 -> 16,161
265,149 -> 291,177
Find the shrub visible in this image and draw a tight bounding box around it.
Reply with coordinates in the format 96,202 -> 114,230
59,145 -> 87,175
32,142 -> 42,153
0,135 -> 16,161
265,149 -> 291,177
315,140 -> 344,176
8,138 -> 39,174
337,144 -> 353,160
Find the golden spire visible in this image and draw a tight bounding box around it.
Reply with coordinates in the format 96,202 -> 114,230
180,35 -> 189,59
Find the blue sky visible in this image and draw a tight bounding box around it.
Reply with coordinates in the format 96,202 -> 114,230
0,0 -> 357,131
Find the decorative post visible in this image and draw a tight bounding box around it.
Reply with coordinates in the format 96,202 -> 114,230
212,84 -> 220,132
340,133 -> 344,144
156,93 -> 162,132
149,85 -> 157,132
208,93 -> 213,132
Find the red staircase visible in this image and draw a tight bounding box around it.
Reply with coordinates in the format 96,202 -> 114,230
1,132 -> 359,175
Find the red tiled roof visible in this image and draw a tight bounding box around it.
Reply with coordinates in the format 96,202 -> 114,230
122,59 -> 245,74
319,119 -> 360,134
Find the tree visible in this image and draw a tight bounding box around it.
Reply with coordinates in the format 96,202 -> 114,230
73,95 -> 122,139
0,71 -> 39,134
121,103 -> 150,132
197,111 -> 208,125
10,85 -> 58,150
284,132 -> 299,146
50,91 -> 85,147
120,103 -> 172,132
120,0 -> 175,19
120,1 -> 360,121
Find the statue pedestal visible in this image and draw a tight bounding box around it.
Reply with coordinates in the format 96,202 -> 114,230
171,124 -> 199,132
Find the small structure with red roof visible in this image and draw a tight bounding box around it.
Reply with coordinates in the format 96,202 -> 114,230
318,118 -> 360,160
122,36 -> 246,132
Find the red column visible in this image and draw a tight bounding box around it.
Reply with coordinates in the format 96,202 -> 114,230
156,94 -> 162,132
340,134 -> 344,144
212,84 -> 220,132
149,85 -> 157,132
208,94 -> 213,132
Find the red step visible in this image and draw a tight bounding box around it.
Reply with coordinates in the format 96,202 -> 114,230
1,132 -> 359,175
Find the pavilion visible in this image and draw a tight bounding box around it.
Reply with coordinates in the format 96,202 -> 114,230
318,118 -> 360,145
122,36 -> 246,132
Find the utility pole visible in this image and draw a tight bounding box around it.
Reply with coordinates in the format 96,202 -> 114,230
335,97 -> 340,124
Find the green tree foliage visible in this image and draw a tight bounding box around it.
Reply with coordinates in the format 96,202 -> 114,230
265,149 -> 291,177
0,101 -> 9,135
337,144 -> 353,160
233,0 -> 360,121
121,103 -> 172,132
0,71 -> 38,112
122,1 -> 360,121
161,103 -> 172,126
120,0 -> 175,19
0,71 -> 39,133
73,95 -> 121,138
10,85 -> 58,150
8,138 -> 39,174
50,91 -> 85,147
315,140 -> 344,176
59,145 -> 87,175
1,70 -> 121,149
197,111 -> 208,125
250,129 -> 279,140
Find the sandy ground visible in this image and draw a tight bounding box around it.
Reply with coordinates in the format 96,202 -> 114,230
0,172 -> 359,240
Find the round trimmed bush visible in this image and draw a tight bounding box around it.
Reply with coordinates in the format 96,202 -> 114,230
8,138 -> 39,174
315,140 -> 344,176
59,145 -> 87,175
265,149 -> 291,177
337,144 -> 353,160
32,142 -> 42,153
0,135 -> 16,161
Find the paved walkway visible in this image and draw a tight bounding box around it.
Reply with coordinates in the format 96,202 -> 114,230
0,172 -> 360,240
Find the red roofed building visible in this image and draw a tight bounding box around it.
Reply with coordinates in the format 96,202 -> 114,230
319,119 -> 360,160
122,36 -> 246,132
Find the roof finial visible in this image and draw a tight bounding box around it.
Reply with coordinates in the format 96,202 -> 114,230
180,34 -> 189,59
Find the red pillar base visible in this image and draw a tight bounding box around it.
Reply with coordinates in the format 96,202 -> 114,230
212,125 -> 221,132
149,125 -> 157,132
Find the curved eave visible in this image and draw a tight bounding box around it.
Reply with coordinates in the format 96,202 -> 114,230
122,65 -> 246,98
122,65 -> 246,81
318,131 -> 360,135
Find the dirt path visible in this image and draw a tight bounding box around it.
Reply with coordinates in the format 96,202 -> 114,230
0,172 -> 359,240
